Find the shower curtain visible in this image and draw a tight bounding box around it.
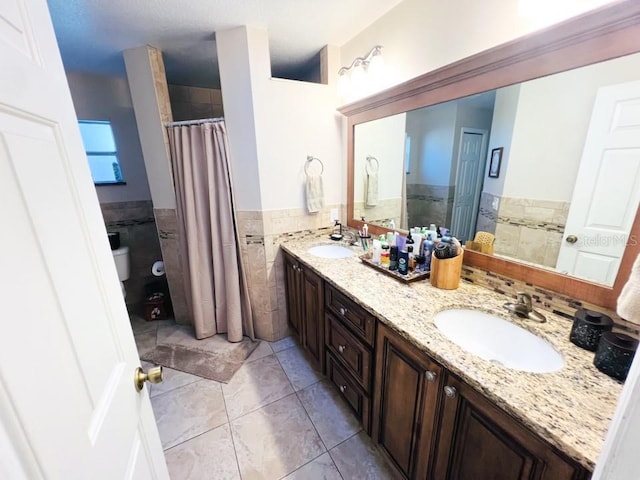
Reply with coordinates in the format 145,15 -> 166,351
167,120 -> 254,342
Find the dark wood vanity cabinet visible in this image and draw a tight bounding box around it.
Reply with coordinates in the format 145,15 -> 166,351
283,252 -> 324,371
373,322 -> 443,480
282,251 -> 590,480
373,323 -> 589,480
432,374 -> 588,480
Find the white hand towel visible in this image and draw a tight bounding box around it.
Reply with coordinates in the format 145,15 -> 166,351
617,253 -> 640,325
366,171 -> 379,207
306,173 -> 324,213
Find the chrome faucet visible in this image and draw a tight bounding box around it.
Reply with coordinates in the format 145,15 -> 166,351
342,230 -> 359,246
504,292 -> 546,323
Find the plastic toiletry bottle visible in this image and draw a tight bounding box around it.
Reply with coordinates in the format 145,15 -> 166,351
389,246 -> 399,271
381,244 -> 390,267
422,233 -> 435,271
407,245 -> 415,271
396,232 -> 406,251
398,250 -> 409,275
372,239 -> 382,265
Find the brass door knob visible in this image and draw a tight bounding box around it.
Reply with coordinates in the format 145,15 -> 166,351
565,235 -> 578,244
134,365 -> 163,392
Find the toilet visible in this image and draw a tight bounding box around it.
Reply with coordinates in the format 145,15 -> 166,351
112,246 -> 130,298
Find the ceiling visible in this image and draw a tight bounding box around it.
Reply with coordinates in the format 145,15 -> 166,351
47,0 -> 403,88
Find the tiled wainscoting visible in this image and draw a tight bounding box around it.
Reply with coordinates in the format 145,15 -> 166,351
407,183 -> 455,228
476,192 -> 569,268
153,208 -> 191,325
353,198 -> 402,228
460,265 -> 637,335
100,201 -> 163,311
236,205 -> 345,342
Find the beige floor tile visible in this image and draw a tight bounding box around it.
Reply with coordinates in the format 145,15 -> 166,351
297,380 -> 362,449
246,341 -> 273,363
276,345 -> 322,391
151,380 -> 227,449
149,366 -> 201,398
165,424 -> 240,480
282,453 -> 342,480
329,431 -> 397,480
231,394 -> 326,480
270,336 -> 297,353
222,354 -> 293,420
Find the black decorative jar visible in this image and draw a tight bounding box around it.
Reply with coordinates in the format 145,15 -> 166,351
594,332 -> 639,381
569,309 -> 613,351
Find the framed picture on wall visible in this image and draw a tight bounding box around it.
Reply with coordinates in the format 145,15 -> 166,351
488,147 -> 503,178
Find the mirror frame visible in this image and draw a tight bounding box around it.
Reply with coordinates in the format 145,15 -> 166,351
341,0 -> 640,310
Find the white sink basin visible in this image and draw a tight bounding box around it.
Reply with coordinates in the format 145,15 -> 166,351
307,244 -> 355,259
434,309 -> 564,373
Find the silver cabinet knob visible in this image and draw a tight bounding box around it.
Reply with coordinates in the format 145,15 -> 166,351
424,370 -> 437,382
444,386 -> 457,398
565,235 -> 578,244
339,307 -> 347,316
339,385 -> 347,393
338,345 -> 346,354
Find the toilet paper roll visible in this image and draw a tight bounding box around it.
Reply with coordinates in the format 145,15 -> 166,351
151,261 -> 165,277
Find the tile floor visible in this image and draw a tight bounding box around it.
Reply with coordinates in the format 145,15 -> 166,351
132,316 -> 397,480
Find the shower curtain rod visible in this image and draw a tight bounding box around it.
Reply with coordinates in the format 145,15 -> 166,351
164,117 -> 224,127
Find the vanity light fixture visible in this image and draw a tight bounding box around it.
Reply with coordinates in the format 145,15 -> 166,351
338,45 -> 384,99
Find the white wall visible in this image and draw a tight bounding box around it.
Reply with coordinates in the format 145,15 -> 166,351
406,102 -> 456,186
123,46 -> 176,210
503,51 -> 640,201
218,26 -> 343,214
66,71 -> 151,204
340,0 -> 615,95
216,27 -> 264,212
353,113 -> 406,202
483,84 -> 520,197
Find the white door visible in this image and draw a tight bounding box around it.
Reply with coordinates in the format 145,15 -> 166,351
0,1 -> 169,479
451,129 -> 487,242
556,80 -> 640,286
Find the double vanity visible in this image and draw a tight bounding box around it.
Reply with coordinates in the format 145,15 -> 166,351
282,237 -> 622,480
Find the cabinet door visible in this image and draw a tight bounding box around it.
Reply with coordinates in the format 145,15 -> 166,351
373,323 -> 443,479
283,253 -> 301,336
433,374 -> 586,480
301,267 -> 324,371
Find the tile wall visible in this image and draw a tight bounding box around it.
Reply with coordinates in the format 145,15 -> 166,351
407,183 -> 454,229
460,265 -> 640,336
153,208 -> 191,325
100,201 -> 163,312
168,85 -> 224,121
353,198 -> 401,228
236,205 -> 344,342
477,192 -> 569,268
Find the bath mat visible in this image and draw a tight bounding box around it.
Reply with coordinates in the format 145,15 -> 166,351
142,337 -> 259,383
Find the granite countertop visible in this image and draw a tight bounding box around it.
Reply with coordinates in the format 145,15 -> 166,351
280,235 -> 623,471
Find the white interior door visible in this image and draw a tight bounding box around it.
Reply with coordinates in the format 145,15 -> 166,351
451,129 -> 487,242
556,80 -> 640,286
0,1 -> 168,478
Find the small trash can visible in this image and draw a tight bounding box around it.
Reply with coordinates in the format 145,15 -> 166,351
144,292 -> 167,321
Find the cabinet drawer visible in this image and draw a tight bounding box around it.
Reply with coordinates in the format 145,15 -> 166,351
326,353 -> 371,433
326,314 -> 372,393
325,285 -> 375,346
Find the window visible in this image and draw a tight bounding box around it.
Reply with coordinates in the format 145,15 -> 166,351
78,120 -> 124,184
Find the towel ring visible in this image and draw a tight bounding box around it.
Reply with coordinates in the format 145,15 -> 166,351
305,156 -> 324,175
365,155 -> 379,174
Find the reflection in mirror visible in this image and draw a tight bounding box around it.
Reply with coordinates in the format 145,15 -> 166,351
352,52 -> 640,287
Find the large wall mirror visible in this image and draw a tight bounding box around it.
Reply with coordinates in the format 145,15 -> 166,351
342,0 -> 640,310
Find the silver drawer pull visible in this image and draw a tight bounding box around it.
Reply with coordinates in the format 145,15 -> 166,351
444,385 -> 457,398
338,345 -> 346,354
424,370 -> 437,382
339,385 -> 347,393
339,307 -> 347,316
